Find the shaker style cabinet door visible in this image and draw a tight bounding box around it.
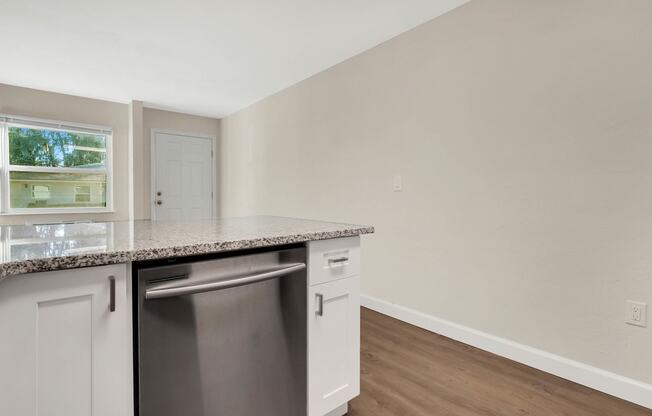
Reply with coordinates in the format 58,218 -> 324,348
308,275 -> 360,416
0,264 -> 131,416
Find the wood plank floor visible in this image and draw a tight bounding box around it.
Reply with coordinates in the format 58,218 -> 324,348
348,308 -> 652,416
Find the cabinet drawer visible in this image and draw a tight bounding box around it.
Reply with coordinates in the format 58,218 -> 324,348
308,236 -> 360,286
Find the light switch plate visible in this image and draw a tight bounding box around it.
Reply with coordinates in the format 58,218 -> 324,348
393,175 -> 402,192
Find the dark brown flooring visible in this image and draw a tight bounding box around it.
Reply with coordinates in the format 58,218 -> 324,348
348,308 -> 652,416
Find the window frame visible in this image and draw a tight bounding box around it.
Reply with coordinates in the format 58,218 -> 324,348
0,114 -> 114,215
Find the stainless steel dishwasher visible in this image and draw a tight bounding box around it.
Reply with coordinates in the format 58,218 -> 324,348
134,246 -> 307,416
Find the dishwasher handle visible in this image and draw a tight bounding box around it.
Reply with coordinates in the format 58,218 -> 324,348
145,262 -> 306,300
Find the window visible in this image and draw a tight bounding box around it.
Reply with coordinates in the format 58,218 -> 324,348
0,115 -> 112,213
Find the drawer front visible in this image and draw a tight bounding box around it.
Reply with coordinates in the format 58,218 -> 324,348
308,236 -> 360,286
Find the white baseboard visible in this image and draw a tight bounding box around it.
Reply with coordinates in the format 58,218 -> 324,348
361,294 -> 652,410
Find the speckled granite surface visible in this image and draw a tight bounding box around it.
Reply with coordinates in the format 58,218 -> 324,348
0,216 -> 374,279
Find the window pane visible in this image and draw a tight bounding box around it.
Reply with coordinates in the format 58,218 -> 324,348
8,126 -> 107,168
9,171 -> 106,209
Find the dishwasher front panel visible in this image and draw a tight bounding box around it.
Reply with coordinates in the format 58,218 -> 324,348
135,247 -> 307,416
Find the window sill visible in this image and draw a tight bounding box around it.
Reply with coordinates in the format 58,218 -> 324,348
1,208 -> 116,216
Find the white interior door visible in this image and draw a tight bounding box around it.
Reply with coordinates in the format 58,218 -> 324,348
153,132 -> 213,220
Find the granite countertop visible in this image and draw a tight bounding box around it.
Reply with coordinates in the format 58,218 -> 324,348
0,216 -> 374,279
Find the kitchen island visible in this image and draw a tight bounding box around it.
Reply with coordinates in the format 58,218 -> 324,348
0,216 -> 374,416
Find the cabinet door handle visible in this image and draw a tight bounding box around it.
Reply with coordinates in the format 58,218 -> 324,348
109,276 -> 116,312
316,293 -> 324,316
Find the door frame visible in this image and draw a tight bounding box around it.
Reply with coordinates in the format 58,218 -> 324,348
150,128 -> 217,220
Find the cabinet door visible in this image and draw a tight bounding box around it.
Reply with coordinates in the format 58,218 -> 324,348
308,276 -> 360,416
0,264 -> 131,416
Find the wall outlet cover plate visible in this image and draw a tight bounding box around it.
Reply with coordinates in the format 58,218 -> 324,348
625,300 -> 647,327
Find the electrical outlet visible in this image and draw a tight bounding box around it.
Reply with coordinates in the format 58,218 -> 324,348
626,300 -> 647,327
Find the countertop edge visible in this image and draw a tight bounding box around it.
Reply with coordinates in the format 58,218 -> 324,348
0,226 -> 374,280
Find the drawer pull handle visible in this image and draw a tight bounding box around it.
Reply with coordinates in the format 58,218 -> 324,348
328,257 -> 349,265
109,276 -> 116,312
316,293 -> 324,316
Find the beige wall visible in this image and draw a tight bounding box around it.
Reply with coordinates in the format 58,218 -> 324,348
0,84 -> 220,223
138,107 -> 220,219
221,0 -> 652,384
0,83 -> 130,225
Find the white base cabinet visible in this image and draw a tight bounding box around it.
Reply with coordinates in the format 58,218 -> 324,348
0,236 -> 362,416
0,264 -> 132,416
308,237 -> 361,416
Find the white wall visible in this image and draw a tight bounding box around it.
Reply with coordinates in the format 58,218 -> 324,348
0,83 -> 130,225
220,0 -> 652,384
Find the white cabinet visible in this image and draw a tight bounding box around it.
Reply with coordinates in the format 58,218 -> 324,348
0,264 -> 132,416
308,237 -> 361,416
0,236 -> 363,416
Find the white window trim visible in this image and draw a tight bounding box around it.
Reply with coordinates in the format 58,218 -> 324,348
0,114 -> 114,215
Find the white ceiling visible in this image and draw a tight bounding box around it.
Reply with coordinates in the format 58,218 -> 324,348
1,0 -> 469,118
